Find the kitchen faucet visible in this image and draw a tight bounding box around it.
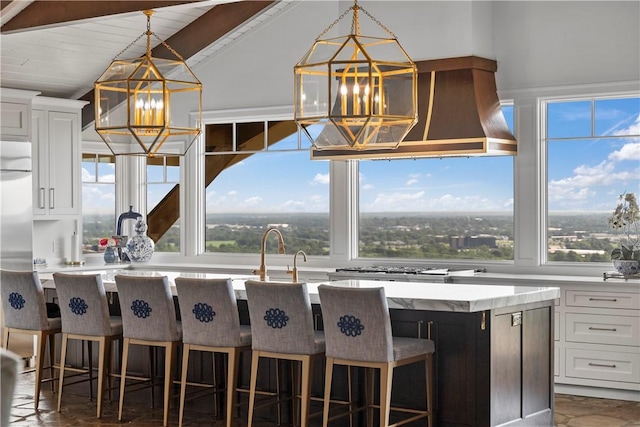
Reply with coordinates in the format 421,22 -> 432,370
254,227 -> 286,281
287,250 -> 307,283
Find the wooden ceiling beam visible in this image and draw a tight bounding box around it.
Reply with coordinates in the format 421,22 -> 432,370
1,0 -> 204,33
80,0 -> 277,129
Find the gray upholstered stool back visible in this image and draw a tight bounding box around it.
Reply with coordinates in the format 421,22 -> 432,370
318,285 -> 394,362
175,277 -> 244,347
53,273 -> 113,337
114,275 -> 179,342
245,280 -> 317,355
0,270 -> 49,331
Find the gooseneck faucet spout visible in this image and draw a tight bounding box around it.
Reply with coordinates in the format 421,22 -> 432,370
254,227 -> 286,281
287,250 -> 307,283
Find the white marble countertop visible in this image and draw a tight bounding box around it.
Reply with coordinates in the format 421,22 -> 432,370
40,270 -> 560,313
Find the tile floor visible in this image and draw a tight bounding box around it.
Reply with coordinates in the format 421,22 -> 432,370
6,369 -> 640,426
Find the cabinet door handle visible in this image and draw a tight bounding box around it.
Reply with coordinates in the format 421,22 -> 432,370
588,362 -> 616,368
588,327 -> 617,332
49,188 -> 55,209
39,187 -> 45,209
588,298 -> 617,302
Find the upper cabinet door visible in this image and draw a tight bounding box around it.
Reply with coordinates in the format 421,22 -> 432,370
32,106 -> 82,217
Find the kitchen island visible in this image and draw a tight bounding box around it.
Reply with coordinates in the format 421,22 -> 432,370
41,271 -> 559,427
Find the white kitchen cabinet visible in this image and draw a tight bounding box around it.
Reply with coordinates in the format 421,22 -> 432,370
0,88 -> 40,141
32,97 -> 87,217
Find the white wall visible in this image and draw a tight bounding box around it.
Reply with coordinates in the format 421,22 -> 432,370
188,0 -> 639,113
493,1 -> 640,91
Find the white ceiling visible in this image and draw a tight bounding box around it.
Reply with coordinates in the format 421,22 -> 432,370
0,1 -> 290,100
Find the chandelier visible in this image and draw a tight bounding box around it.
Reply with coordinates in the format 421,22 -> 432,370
294,0 -> 417,151
94,10 -> 202,157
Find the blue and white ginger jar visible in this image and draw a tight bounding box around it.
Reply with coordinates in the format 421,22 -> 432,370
126,218 -> 154,262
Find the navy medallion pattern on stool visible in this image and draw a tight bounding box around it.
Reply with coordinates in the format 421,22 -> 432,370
337,314 -> 365,337
192,302 -> 215,323
69,297 -> 88,315
8,292 -> 25,310
264,308 -> 289,328
131,299 -> 152,319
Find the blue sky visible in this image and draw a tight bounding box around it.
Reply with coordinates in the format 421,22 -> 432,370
83,98 -> 640,216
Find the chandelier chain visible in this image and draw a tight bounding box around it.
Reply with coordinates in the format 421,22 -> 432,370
315,6 -> 352,40
359,6 -> 396,39
314,2 -> 397,41
112,32 -> 146,60
152,33 -> 187,62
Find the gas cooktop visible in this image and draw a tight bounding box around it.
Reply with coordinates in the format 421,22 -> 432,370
334,266 -> 483,275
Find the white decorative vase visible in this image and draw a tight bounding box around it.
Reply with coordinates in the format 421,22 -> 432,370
612,259 -> 639,277
126,218 -> 154,262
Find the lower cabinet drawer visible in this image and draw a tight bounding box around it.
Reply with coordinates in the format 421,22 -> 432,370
566,348 -> 640,383
565,290 -> 639,309
566,313 -> 640,346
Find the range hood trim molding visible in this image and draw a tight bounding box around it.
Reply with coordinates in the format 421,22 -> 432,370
310,55 -> 517,160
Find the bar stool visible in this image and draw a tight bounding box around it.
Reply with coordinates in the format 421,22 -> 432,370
0,269 -> 61,410
175,277 -> 251,427
53,272 -> 123,418
115,275 -> 181,427
318,284 -> 435,427
244,280 -> 325,427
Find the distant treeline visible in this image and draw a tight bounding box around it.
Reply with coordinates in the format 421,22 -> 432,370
82,212 -> 617,262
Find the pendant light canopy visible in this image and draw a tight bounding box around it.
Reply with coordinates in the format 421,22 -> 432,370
294,0 -> 417,151
94,10 -> 202,157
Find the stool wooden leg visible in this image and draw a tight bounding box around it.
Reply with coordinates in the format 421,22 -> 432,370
379,364 -> 393,427
226,348 -> 240,427
163,342 -> 177,427
247,351 -> 260,427
97,337 -> 109,418
118,338 -> 131,422
1,327 -> 8,349
48,333 -> 56,391
322,357 -> 334,427
56,333 -> 68,412
178,344 -> 190,427
34,330 -> 47,410
300,355 -> 312,427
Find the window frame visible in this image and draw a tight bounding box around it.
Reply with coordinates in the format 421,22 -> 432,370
539,91 -> 640,266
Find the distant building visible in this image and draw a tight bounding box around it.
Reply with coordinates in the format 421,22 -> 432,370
450,235 -> 497,250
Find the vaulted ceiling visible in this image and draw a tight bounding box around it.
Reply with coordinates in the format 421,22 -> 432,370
0,0 -> 289,127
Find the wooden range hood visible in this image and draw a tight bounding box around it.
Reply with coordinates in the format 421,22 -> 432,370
310,56 -> 516,160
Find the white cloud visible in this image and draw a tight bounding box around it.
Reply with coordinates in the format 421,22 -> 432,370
613,113 -> 640,137
310,173 -> 330,185
363,191 -> 512,212
228,190 -> 237,196
406,178 -> 419,186
81,167 -> 94,181
243,196 -> 263,207
368,191 -> 425,210
362,184 -> 374,190
608,142 -> 640,162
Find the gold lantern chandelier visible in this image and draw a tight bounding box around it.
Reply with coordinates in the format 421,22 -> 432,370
294,0 -> 417,151
95,10 -> 202,157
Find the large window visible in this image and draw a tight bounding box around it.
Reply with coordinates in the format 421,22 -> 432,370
147,156 -> 180,252
545,95 -> 640,262
358,106 -> 515,261
204,121 -> 330,256
81,153 -> 116,254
